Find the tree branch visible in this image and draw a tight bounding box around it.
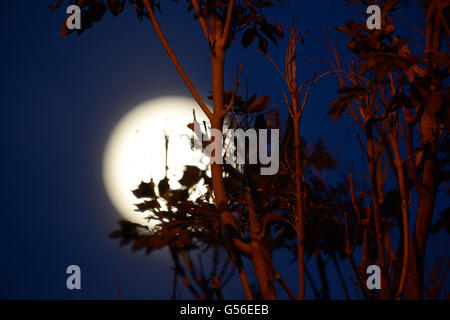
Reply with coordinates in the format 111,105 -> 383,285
220,0 -> 236,47
191,0 -> 212,44
223,64 -> 243,116
143,0 -> 213,119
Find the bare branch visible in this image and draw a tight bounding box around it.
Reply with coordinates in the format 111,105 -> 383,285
259,50 -> 288,83
220,0 -> 236,47
191,0 -> 212,44
142,0 -> 213,119
300,71 -> 338,115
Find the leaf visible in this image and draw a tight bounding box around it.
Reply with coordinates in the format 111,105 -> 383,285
48,0 -> 63,12
336,86 -> 367,95
134,199 -> 160,212
336,26 -> 353,36
359,58 -> 378,76
89,1 -> 106,22
308,140 -> 336,171
384,24 -> 395,35
166,189 -> 189,203
109,230 -> 122,238
132,235 -> 149,251
108,0 -> 125,16
328,94 -> 357,121
264,212 -> 282,223
248,95 -> 270,112
388,92 -> 410,111
60,19 -> 73,36
158,177 -> 170,196
275,23 -> 284,39
241,28 -> 258,49
431,207 -> 450,234
179,165 -> 202,187
359,54 -> 416,82
261,24 -> 278,45
258,36 -> 269,54
132,181 -> 157,199
429,52 -> 450,69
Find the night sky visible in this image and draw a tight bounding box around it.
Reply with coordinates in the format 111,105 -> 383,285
0,1 -> 444,299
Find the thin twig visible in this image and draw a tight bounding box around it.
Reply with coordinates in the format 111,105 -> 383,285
142,0 -> 212,119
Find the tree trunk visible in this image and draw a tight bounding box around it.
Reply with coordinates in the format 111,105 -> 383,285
251,243 -> 278,299
210,49 -> 255,300
211,47 -> 277,300
406,1 -> 441,296
406,111 -> 438,299
247,189 -> 278,299
294,116 -> 306,300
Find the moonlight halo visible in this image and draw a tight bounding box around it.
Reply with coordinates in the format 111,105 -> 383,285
103,96 -> 210,228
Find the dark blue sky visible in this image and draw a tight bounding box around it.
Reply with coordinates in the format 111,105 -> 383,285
0,1 -> 444,299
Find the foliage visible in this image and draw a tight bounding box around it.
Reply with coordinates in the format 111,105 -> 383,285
50,0 -> 449,299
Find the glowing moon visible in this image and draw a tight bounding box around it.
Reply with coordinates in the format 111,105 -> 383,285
103,97 -> 210,227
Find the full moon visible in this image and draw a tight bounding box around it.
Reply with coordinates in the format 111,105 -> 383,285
103,97 -> 210,227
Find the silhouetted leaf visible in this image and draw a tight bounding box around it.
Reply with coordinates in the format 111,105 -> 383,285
328,95 -> 355,121
336,86 -> 367,95
242,28 -> 258,49
134,199 -> 160,212
158,177 -> 170,196
132,181 -> 156,199
179,165 -> 203,187
248,95 -> 270,112
258,36 -> 269,54
431,207 -> 450,234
